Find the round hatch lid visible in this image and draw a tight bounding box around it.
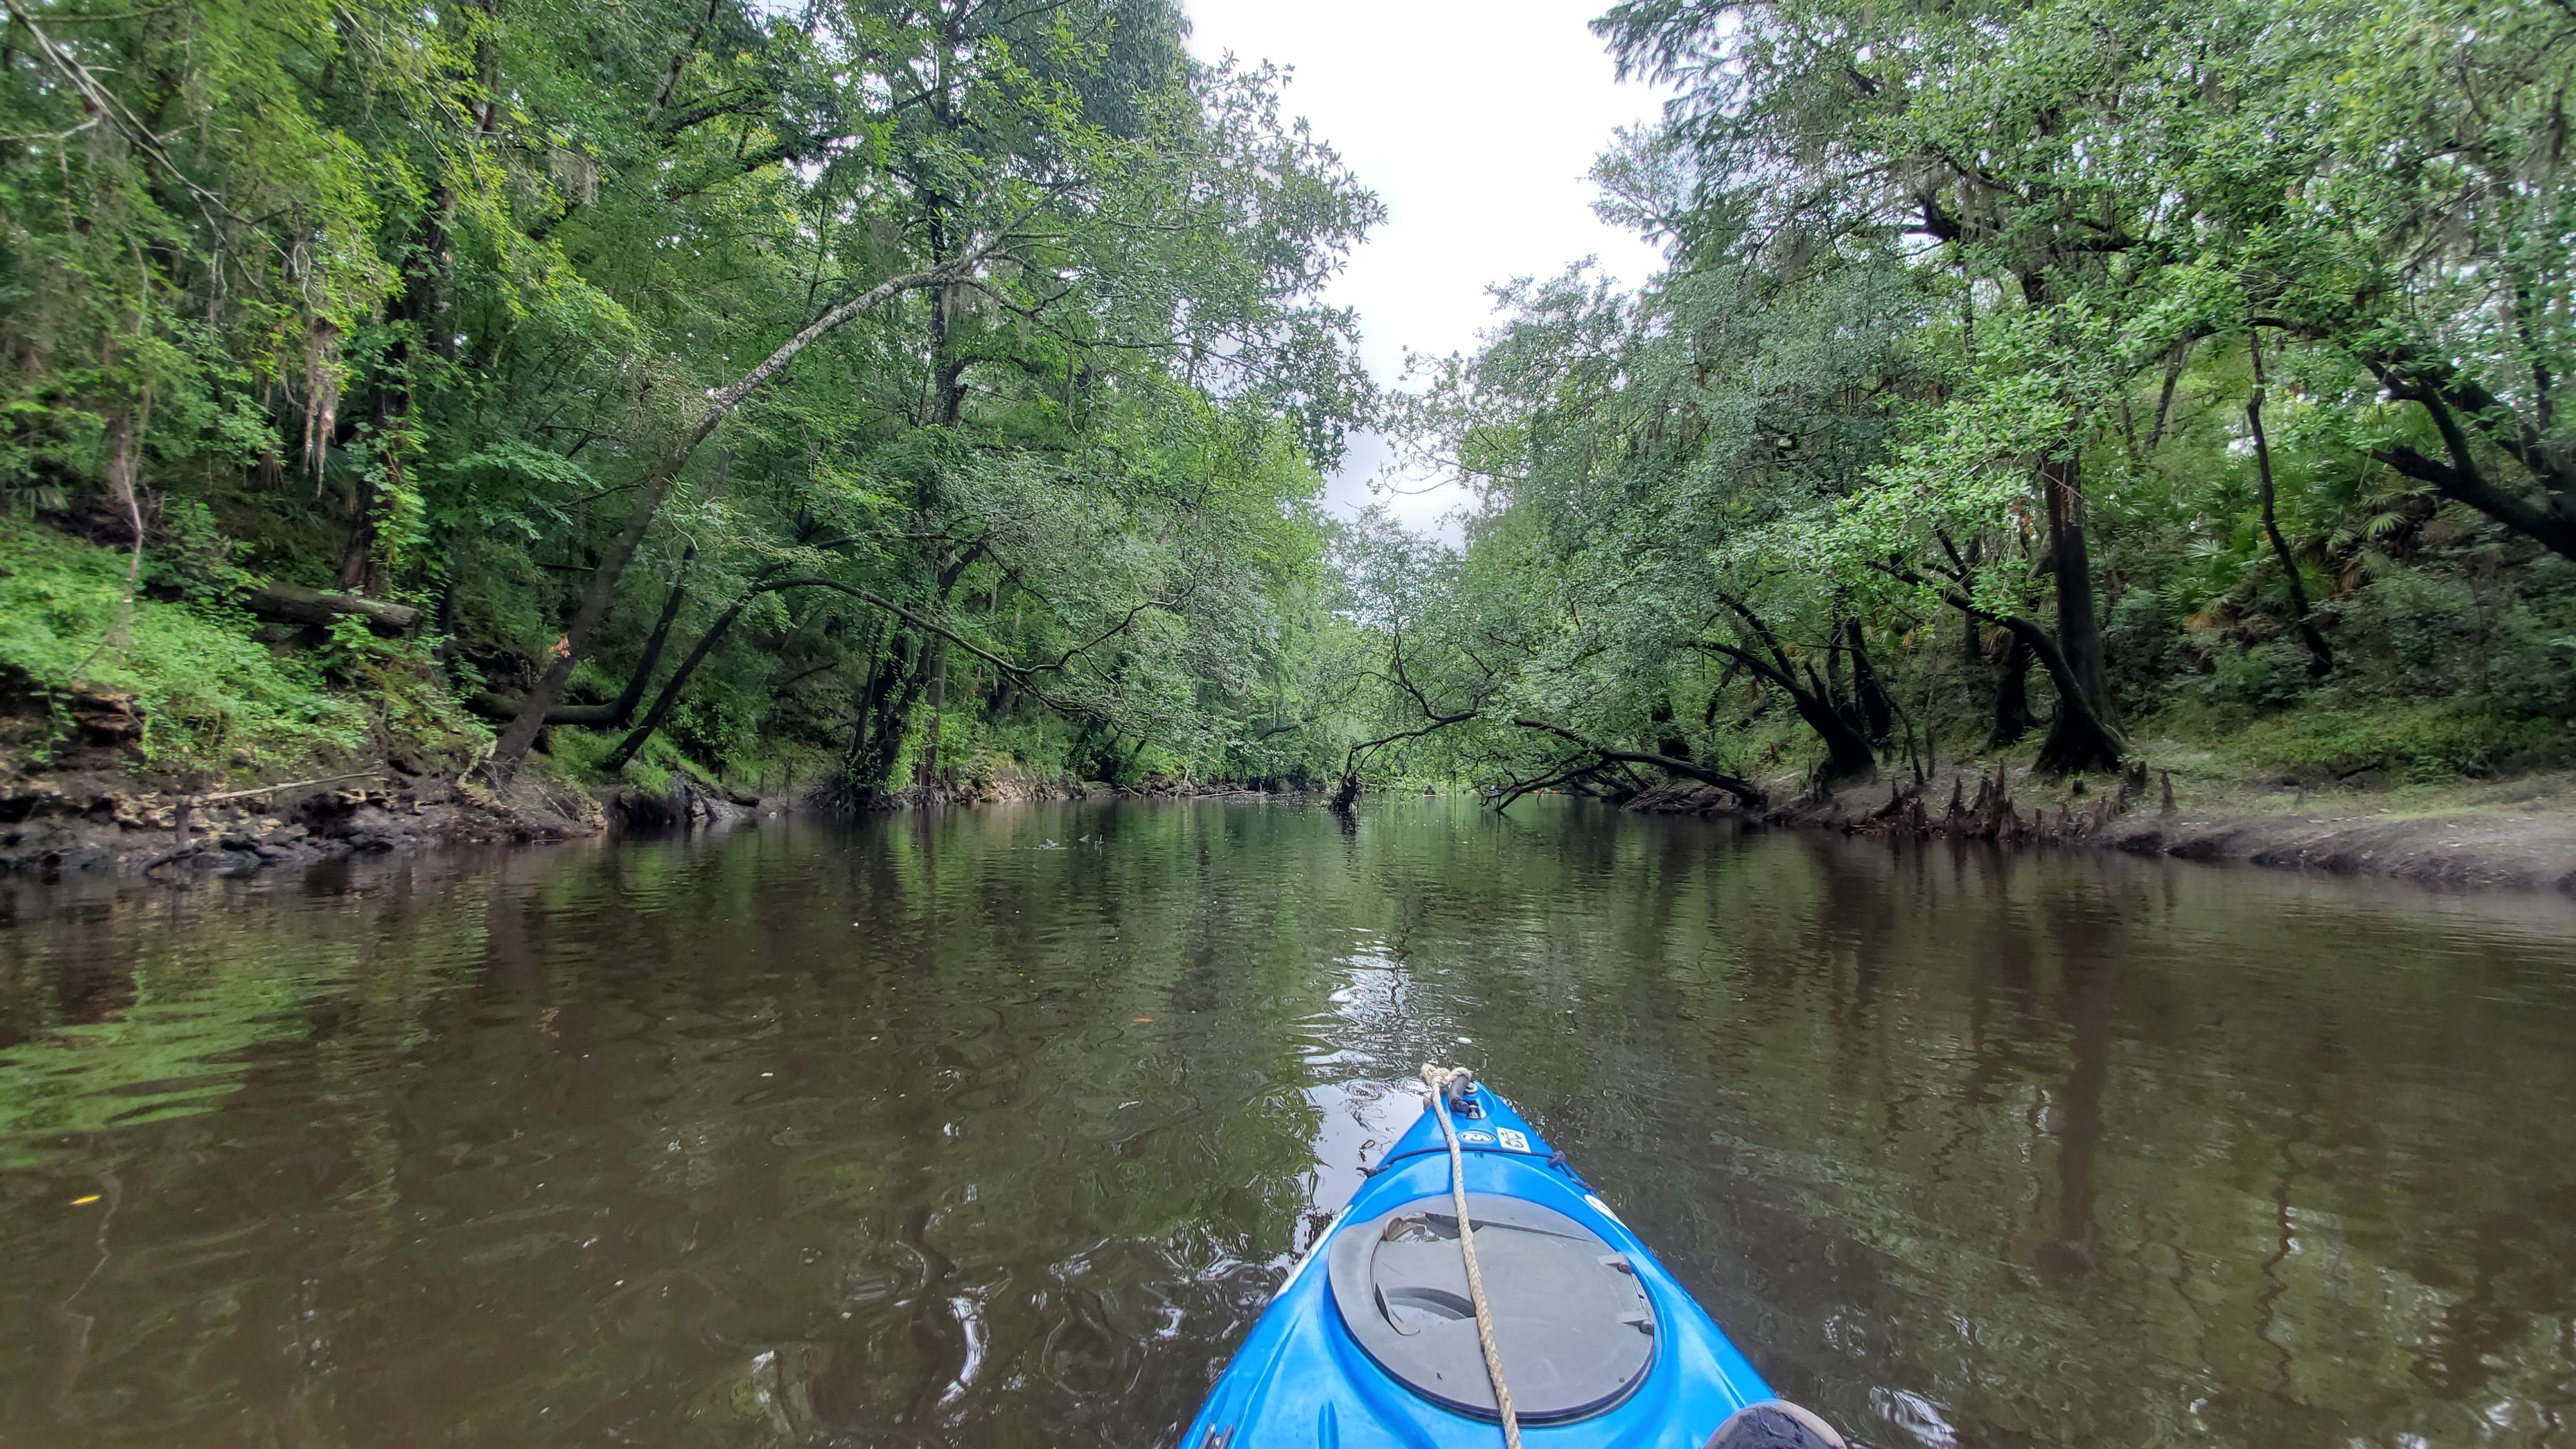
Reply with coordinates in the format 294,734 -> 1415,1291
1327,1192 -> 1657,1423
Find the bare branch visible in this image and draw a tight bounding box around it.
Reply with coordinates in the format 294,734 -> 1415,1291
1505,717 -> 1765,807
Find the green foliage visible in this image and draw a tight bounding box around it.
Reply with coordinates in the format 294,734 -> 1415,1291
0,0 -> 1380,791
14,0 -> 2561,801
0,519 -> 359,767
1330,0 -> 2576,796
2222,703 -> 2572,783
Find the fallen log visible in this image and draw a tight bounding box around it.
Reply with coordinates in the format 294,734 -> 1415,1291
465,693 -> 623,727
246,583 -> 420,636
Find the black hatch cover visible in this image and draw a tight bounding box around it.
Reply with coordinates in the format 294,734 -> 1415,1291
1326,1192 -> 1656,1422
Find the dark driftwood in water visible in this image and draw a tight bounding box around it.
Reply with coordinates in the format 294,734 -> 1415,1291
246,583 -> 420,635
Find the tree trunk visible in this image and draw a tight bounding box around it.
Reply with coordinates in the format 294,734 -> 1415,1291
89,404 -> 144,663
882,662 -> 936,782
2035,693 -> 2126,775
844,633 -> 924,798
460,558 -> 695,730
1909,572 -> 2130,774
2247,331 -> 2332,674
1649,695 -> 1691,762
2037,451 -> 2124,774
602,593 -> 752,772
932,287 -> 969,428
486,257 -> 990,782
1507,718 -> 1765,808
1990,634 -> 2037,747
245,581 -> 420,634
1953,534 -> 1993,707
338,403 -> 386,595
434,554 -> 461,643
1701,596 -> 1878,784
984,676 -> 1019,723
915,638 -> 948,788
611,543 -> 698,720
1796,669 -> 1878,782
2146,336 -> 2191,451
844,618 -> 890,741
2365,347 -> 2576,563
1846,619 -> 1893,747
1759,659 -> 1874,780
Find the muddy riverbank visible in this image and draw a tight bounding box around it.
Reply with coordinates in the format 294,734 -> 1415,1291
0,752 -> 1310,880
0,762 -> 603,878
1627,763 -> 2576,894
11,717 -> 2573,892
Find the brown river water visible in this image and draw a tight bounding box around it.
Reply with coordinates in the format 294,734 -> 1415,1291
2,798 -> 2573,1448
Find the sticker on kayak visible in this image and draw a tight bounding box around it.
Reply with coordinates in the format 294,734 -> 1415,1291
1457,1130 -> 1495,1144
1498,1128 -> 1530,1152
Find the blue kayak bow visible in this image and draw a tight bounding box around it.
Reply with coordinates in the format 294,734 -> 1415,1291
1178,1070 -> 1846,1449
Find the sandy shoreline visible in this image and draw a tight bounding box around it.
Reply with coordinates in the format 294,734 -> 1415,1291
1625,765 -> 2576,895
2090,778 -> 2576,893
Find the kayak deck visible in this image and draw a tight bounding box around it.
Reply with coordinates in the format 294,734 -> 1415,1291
1180,1083 -> 1774,1448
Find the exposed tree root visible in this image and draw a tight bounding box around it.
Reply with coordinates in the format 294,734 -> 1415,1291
1629,759 -> 2152,845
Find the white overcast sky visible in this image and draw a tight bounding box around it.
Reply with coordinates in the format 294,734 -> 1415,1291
1182,1 -> 1671,534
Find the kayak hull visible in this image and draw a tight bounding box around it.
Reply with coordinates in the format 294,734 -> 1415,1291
1179,1086 -> 1773,1448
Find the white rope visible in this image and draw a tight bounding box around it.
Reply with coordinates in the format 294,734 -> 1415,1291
1421,1063 -> 1521,1449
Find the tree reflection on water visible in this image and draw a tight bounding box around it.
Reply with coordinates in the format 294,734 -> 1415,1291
1,801 -> 2572,1448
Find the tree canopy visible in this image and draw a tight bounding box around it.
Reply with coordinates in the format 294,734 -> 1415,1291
4,0 -> 2570,808
1,0 -> 1388,798
1333,0 -> 2575,802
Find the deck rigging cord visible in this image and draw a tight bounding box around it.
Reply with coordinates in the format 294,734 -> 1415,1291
1420,1063 -> 1522,1449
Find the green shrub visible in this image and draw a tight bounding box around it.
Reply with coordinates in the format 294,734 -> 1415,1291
2104,588 -> 2185,718
2222,702 -> 2571,783
2170,639 -> 2317,722
0,518 -> 362,770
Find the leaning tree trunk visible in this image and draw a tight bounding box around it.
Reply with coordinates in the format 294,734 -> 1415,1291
486,257 -> 989,782
1788,658 -> 1878,784
1699,596 -> 1879,785
1913,574 -> 2129,776
600,588 -> 753,772
1813,708 -> 1880,784
2247,331 -> 2333,674
1650,695 -> 1692,763
847,628 -> 898,761
2036,451 -> 2125,774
